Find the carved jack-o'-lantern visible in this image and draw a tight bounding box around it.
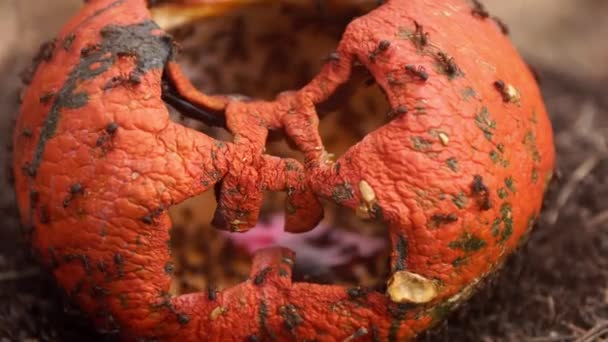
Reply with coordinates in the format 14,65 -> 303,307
13,0 -> 554,340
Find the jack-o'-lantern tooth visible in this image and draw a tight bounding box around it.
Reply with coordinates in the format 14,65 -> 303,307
387,271 -> 439,304
438,132 -> 450,146
359,180 -> 376,204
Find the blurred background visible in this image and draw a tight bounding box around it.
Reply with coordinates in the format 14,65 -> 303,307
0,0 -> 607,341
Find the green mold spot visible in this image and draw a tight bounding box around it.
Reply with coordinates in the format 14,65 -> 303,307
490,150 -> 510,168
491,218 -> 501,237
505,177 -> 516,193
411,136 -> 433,152
500,222 -> 513,243
474,107 -> 496,141
462,87 -> 477,101
396,26 -> 411,40
497,188 -> 509,199
452,192 -> 468,209
499,203 -> 514,243
523,131 -> 542,162
531,168 -> 539,184
449,232 -> 487,252
446,158 -> 459,172
530,110 -> 539,124
497,144 -> 505,153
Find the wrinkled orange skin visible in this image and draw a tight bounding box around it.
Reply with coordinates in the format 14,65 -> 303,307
13,0 -> 555,341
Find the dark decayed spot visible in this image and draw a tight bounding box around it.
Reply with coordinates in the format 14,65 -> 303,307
106,122 -> 119,134
63,33 -> 76,51
113,253 -> 124,278
430,213 -> 459,227
347,287 -> 366,299
29,20 -> 173,178
254,267 -> 272,286
388,303 -> 414,342
177,313 -> 190,325
22,128 -> 33,137
39,92 -> 55,104
331,182 -> 354,203
471,175 -> 492,210
387,106 -> 408,119
394,235 -> 408,271
259,301 -> 276,341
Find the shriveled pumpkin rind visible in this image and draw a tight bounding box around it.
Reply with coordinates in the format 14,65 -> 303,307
13,0 -> 554,341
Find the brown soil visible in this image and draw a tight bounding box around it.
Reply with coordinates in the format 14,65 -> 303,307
1,1 -> 607,341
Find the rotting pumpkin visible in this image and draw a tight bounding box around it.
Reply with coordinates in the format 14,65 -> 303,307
13,0 -> 555,340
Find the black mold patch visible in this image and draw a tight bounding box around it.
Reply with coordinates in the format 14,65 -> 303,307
29,20 -> 173,177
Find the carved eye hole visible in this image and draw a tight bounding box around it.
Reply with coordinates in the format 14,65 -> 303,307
164,3 -> 395,295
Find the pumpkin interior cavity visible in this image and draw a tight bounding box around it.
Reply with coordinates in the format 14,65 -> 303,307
164,2 -> 394,295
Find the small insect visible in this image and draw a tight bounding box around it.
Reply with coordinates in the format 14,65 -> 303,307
436,52 -> 460,78
412,21 -> 429,48
369,39 -> 391,62
405,64 -> 429,81
492,16 -> 510,35
471,0 -> 490,19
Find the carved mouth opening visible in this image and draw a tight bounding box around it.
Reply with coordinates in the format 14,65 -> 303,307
160,2 -> 394,294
